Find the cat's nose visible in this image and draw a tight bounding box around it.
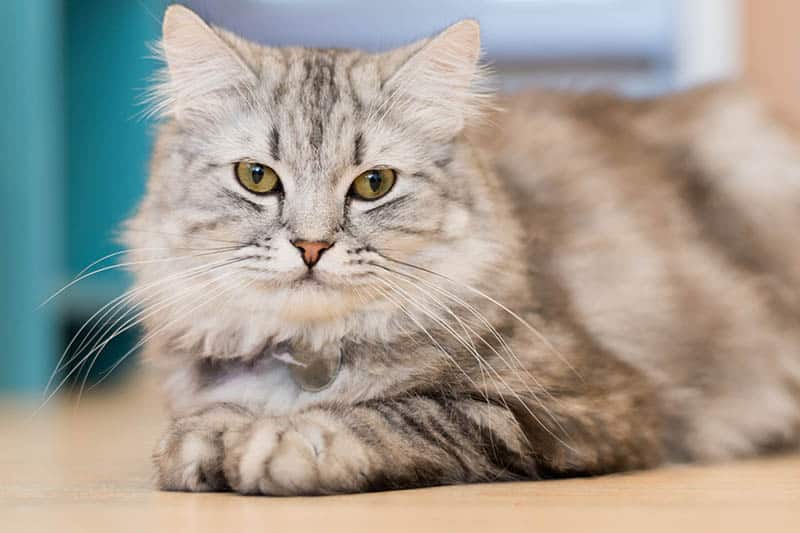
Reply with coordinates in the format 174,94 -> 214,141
291,240 -> 334,268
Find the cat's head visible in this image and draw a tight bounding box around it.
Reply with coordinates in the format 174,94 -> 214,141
124,5 -> 522,355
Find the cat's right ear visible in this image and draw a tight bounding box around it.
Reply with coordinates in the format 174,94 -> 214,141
150,4 -> 256,119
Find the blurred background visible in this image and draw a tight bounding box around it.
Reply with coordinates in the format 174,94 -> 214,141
1,0 -> 798,396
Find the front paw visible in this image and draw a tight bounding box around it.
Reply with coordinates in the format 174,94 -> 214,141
154,404 -> 253,492
223,410 -> 374,495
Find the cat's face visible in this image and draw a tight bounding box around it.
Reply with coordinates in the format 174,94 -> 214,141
152,46 -> 464,291
125,6 -> 510,353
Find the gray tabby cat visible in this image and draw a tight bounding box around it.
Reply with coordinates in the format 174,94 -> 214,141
125,5 -> 800,494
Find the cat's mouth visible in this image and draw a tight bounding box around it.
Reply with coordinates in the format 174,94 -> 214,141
287,267 -> 349,290
295,269 -> 322,285
242,261 -> 365,292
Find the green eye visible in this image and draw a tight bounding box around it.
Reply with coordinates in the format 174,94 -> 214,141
234,162 -> 280,195
350,168 -> 396,200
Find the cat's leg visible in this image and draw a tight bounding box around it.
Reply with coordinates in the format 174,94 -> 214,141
157,382 -> 663,495
154,403 -> 254,492
220,396 -> 538,495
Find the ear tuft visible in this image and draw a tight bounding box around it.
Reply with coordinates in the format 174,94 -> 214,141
162,4 -> 206,45
381,19 -> 489,138
144,4 -> 256,120
429,19 -> 482,70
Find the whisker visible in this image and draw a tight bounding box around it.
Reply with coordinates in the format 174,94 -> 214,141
82,271 -> 251,398
69,259 -> 248,396
373,277 -> 516,414
46,267 -> 241,410
370,283 -> 483,394
373,276 -> 496,403
44,256 -> 242,396
71,258 -> 246,398
379,267 -> 570,436
379,255 -> 582,380
39,247 -> 241,309
72,245 -> 242,280
359,285 -> 422,345
377,264 -> 562,396
40,258 -> 246,409
373,275 -> 570,447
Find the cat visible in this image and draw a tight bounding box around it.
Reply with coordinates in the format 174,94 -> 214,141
123,4 -> 800,495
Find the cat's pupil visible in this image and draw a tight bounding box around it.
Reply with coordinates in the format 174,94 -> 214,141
367,171 -> 382,192
251,164 -> 264,184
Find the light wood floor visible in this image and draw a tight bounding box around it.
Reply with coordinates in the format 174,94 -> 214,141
1,370 -> 798,533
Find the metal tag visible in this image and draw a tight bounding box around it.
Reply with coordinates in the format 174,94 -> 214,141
272,341 -> 342,392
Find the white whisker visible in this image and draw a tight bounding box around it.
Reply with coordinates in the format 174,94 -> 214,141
380,255 -> 582,380
370,283 -> 483,394
71,245 -> 238,280
82,271 -> 252,398
44,255 -> 243,396
39,259 -> 246,410
380,268 -> 570,437
373,274 -> 575,450
70,261 -> 247,397
39,246 -> 241,309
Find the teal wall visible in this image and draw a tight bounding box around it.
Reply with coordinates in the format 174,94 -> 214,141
65,0 -> 162,282
0,0 -> 63,393
0,0 -> 164,393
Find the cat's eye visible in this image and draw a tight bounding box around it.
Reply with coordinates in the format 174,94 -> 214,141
234,161 -> 281,195
350,168 -> 396,201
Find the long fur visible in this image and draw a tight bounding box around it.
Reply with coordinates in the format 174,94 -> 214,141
118,5 -> 800,495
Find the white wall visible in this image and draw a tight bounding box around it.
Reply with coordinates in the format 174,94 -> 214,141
675,0 -> 742,88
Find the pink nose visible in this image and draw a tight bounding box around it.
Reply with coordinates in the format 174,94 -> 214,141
291,240 -> 333,267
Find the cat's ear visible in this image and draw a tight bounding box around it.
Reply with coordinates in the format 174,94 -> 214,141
382,20 -> 488,138
150,4 -> 257,119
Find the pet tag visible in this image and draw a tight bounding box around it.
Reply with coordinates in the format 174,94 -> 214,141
273,341 -> 342,392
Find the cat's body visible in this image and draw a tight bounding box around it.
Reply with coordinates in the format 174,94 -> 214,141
126,6 -> 800,494
489,87 -> 800,461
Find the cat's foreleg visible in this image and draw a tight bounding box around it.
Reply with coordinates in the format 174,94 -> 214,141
155,396 -> 536,494
154,403 -> 254,492
222,396 -> 537,495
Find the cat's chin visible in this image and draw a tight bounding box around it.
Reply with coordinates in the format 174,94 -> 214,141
278,290 -> 369,324
243,280 -> 371,324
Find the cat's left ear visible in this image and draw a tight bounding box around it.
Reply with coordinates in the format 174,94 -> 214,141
151,4 -> 257,119
381,20 -> 487,138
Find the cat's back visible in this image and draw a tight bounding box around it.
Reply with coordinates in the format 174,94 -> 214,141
477,84 -> 800,460
481,83 -> 800,302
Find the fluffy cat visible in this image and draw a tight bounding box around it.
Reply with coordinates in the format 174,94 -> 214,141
123,5 -> 800,494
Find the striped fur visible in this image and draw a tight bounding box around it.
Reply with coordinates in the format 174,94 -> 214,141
128,6 -> 800,495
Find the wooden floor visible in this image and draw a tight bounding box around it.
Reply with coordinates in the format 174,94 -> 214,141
1,370 -> 798,533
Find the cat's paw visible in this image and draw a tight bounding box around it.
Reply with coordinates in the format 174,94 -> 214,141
223,410 -> 374,495
154,404 -> 254,492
